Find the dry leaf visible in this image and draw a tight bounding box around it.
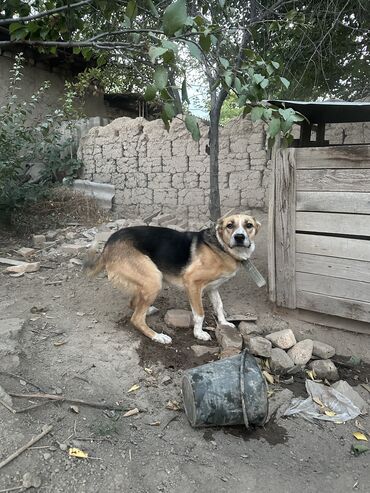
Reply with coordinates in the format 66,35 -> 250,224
127,384 -> 140,393
144,367 -> 153,375
166,400 -> 180,411
69,447 -> 89,458
70,405 -> 79,414
324,410 -> 336,417
264,359 -> 270,370
306,370 -> 316,380
123,407 -> 139,417
262,370 -> 274,385
54,340 -> 67,347
149,421 -> 161,426
312,396 -> 324,407
353,432 -> 368,441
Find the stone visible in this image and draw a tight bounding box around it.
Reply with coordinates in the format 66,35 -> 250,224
245,336 -> 272,357
65,232 -> 76,240
59,443 -> 68,451
266,329 -> 296,349
287,339 -> 313,366
226,314 -> 258,323
332,380 -> 368,414
45,230 -> 58,240
266,388 -> 294,422
61,243 -> 89,255
269,348 -> 295,373
16,247 -> 36,258
309,359 -> 339,381
22,472 -> 42,489
215,324 -> 243,350
95,231 -> 113,243
161,375 -> 172,386
33,234 -> 46,248
219,347 -> 241,359
0,384 -> 13,408
6,262 -> 40,274
239,322 -> 265,342
312,341 -> 335,359
43,452 -> 52,460
164,309 -> 193,328
191,345 -> 219,357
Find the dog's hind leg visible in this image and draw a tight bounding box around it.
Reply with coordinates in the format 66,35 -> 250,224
208,289 -> 235,328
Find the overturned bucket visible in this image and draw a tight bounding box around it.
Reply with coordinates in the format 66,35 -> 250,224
182,349 -> 268,428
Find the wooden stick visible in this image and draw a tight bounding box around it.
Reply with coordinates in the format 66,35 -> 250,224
0,425 -> 53,470
0,370 -> 49,393
9,393 -> 128,411
0,399 -> 15,414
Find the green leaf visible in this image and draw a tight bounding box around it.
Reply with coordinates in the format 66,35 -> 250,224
234,77 -> 242,93
352,444 -> 369,456
244,48 -> 256,60
260,78 -> 269,89
280,77 -> 290,89
268,117 -> 281,138
126,0 -> 137,20
220,57 -> 229,69
224,71 -> 233,87
144,85 -> 157,101
185,114 -> 201,141
271,61 -> 280,69
181,79 -> 189,104
194,15 -> 204,27
163,102 -> 176,119
154,66 -> 168,90
186,41 -> 203,61
253,73 -> 265,85
250,106 -> 264,122
81,47 -> 92,61
73,47 -> 81,55
149,46 -> 167,63
163,0 -> 187,36
242,105 -> 252,117
49,46 -> 57,55
146,0 -> 159,17
162,40 -> 178,53
199,34 -> 211,52
9,22 -> 23,34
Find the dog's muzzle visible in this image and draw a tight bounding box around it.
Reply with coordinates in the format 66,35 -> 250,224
231,229 -> 251,248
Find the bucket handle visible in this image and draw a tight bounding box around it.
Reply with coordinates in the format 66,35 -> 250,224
239,349 -> 250,429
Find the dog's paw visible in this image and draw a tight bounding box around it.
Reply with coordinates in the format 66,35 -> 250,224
194,330 -> 212,341
152,332 -> 172,344
221,320 -> 235,328
147,306 -> 159,316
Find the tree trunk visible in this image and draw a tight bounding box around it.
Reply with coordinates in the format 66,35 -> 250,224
208,88 -> 227,222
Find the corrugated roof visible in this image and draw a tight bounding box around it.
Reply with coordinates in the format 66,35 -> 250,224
268,100 -> 370,124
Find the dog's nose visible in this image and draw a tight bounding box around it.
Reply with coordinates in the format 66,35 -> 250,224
234,234 -> 245,242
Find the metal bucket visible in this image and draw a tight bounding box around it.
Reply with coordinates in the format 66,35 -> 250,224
182,350 -> 268,428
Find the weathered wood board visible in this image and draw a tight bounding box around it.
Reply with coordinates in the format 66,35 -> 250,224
297,169 -> 370,192
296,252 -> 370,283
296,212 -> 370,236
296,233 -> 370,262
297,191 -> 370,214
297,291 -> 370,323
295,145 -> 370,169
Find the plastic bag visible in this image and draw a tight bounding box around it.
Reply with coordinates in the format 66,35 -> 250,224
284,380 -> 361,423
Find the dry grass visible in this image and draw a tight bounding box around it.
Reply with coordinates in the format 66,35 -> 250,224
11,186 -> 111,235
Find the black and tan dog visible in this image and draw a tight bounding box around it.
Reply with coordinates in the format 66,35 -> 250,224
85,213 -> 260,344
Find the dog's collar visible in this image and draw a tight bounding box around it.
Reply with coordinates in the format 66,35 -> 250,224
201,228 -> 229,255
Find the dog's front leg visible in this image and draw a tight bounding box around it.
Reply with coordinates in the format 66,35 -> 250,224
186,284 -> 211,341
208,289 -> 235,328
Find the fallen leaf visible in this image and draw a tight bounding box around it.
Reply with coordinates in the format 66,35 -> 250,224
324,410 -> 336,417
149,421 -> 161,426
123,407 -> 139,417
70,405 -> 79,414
262,370 -> 274,385
264,359 -> 270,370
127,384 -> 140,393
76,312 -> 85,316
54,340 -> 67,347
166,400 -> 181,411
306,370 -> 316,380
351,444 -> 369,456
69,447 -> 89,458
312,396 -> 324,407
144,368 -> 153,375
353,432 -> 368,441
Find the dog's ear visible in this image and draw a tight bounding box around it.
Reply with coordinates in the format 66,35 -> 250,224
254,218 -> 261,233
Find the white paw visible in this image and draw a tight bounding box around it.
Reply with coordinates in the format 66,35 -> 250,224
222,321 -> 236,328
147,306 -> 159,316
152,332 -> 172,344
194,330 -> 212,341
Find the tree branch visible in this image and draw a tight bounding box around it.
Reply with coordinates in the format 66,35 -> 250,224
0,0 -> 93,26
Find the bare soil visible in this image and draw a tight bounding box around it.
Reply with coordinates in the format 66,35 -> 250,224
0,215 -> 369,493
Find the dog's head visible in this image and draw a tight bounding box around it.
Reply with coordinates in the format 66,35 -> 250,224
216,213 -> 261,260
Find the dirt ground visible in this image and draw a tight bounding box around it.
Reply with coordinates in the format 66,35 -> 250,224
0,213 -> 369,493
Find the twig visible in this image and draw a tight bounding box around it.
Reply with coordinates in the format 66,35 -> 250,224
9,393 -> 128,411
0,486 -> 24,493
0,399 -> 15,414
0,425 -> 53,470
0,370 -> 49,393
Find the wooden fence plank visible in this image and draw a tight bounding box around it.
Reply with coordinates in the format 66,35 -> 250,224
296,212 -> 370,236
296,253 -> 370,283
297,291 -> 370,323
296,234 -> 370,262
297,191 -> 370,214
267,139 -> 278,303
275,148 -> 296,308
297,169 -> 370,192
295,145 -> 370,169
296,272 -> 370,303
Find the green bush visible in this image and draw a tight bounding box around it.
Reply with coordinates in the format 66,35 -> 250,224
0,54 -> 82,216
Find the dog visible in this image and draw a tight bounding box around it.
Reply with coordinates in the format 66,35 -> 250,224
84,213 -> 260,344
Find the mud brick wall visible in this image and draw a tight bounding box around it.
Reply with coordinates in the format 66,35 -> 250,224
78,115 -> 268,221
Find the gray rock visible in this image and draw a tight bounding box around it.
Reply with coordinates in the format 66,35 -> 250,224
164,309 -> 193,328
269,348 -> 295,373
23,472 -> 42,489
219,347 -> 241,359
32,234 -> 46,248
60,243 -> 89,255
16,247 -> 36,258
45,230 -> 58,240
287,339 -> 313,366
191,345 -> 219,357
215,324 -> 243,350
332,380 -> 368,415
246,336 -> 272,357
59,443 -> 68,451
266,329 -> 296,349
312,341 -> 335,359
239,322 -> 264,342
309,359 -> 339,381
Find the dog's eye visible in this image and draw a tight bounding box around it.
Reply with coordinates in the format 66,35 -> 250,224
226,223 -> 234,230
246,223 -> 254,229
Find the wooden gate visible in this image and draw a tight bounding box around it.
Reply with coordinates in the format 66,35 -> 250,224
268,144 -> 370,323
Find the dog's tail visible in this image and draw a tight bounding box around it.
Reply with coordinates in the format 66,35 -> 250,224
83,248 -> 106,278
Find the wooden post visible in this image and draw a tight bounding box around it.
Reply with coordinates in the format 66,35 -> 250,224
267,139 -> 278,302
274,147 -> 297,308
